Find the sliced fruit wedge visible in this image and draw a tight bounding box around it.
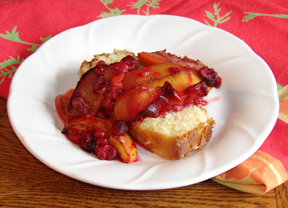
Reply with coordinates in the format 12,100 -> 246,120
114,87 -> 162,122
68,68 -> 106,118
122,63 -> 185,90
138,50 -> 206,70
108,134 -> 138,163
63,115 -> 138,163
138,51 -> 173,66
146,69 -> 202,92
55,89 -> 73,123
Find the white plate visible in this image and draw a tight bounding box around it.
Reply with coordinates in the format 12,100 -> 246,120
7,15 -> 279,190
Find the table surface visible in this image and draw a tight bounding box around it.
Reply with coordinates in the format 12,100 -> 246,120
0,96 -> 287,208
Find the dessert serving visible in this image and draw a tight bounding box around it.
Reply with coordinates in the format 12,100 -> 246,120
55,49 -> 222,163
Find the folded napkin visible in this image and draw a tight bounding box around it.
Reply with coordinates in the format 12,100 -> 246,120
1,0 -> 287,194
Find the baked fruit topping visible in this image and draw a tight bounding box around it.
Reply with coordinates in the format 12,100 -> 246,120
55,49 -> 222,162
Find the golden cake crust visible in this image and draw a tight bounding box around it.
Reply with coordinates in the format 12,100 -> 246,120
128,107 -> 215,160
79,49 -> 136,75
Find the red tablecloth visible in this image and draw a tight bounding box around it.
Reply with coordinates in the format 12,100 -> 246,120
1,0 -> 287,194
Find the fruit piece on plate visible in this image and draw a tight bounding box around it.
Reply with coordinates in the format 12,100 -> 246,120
108,134 -> 138,163
114,87 -> 162,122
62,115 -> 138,163
146,69 -> 202,92
138,50 -> 206,70
55,92 -> 72,123
154,50 -> 206,69
68,63 -> 125,118
138,51 -> 173,66
199,66 -> 222,89
68,68 -> 106,118
141,81 -> 182,118
121,63 -> 185,90
57,49 -> 222,163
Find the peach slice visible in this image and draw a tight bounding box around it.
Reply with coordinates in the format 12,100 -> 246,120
68,64 -> 123,118
63,115 -> 103,133
55,90 -> 73,123
114,87 -> 162,122
68,68 -> 106,118
147,69 -> 202,92
141,82 -> 182,118
138,51 -> 172,66
108,134 -> 138,163
122,63 -> 185,90
138,51 -> 206,70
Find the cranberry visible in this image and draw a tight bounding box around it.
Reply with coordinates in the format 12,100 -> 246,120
214,76 -> 222,89
93,75 -> 109,94
121,55 -> 136,71
185,82 -> 208,98
112,120 -> 128,136
106,146 -> 118,160
111,62 -> 129,73
95,144 -> 118,160
66,129 -> 89,145
96,136 -> 109,145
94,65 -> 105,74
101,91 -> 118,112
141,82 -> 181,118
93,127 -> 106,138
93,127 -> 109,145
199,66 -> 219,87
169,67 -> 180,74
80,134 -> 96,153
192,97 -> 207,106
70,95 -> 89,116
96,60 -> 106,66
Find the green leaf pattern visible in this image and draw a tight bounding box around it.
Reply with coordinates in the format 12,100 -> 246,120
0,0 -> 163,85
0,26 -> 51,52
0,26 -> 51,84
0,55 -> 22,84
98,0 -> 126,18
242,12 -> 288,22
128,0 -> 161,15
1,1 -> 287,87
204,3 -> 232,27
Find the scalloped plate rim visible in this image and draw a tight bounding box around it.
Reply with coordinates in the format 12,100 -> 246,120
7,15 -> 279,190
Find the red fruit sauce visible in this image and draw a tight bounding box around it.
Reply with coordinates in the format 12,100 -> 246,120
55,52 -> 222,162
